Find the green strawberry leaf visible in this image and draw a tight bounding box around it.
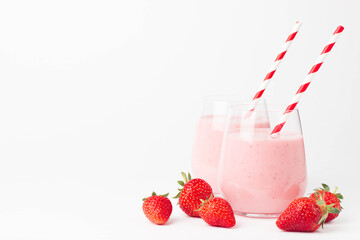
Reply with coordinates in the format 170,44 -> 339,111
335,193 -> 343,199
173,191 -> 181,199
314,192 -> 320,200
174,171 -> 192,201
181,172 -> 188,183
327,203 -> 335,208
177,181 -> 184,186
328,207 -> 341,214
161,193 -> 169,198
321,183 -> 330,192
143,191 -> 162,201
318,213 -> 328,226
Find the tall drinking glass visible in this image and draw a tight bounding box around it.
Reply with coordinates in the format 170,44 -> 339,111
191,96 -> 269,194
218,104 -> 307,217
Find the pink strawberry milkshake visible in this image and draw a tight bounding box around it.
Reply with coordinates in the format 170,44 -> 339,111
191,115 -> 270,193
218,128 -> 307,215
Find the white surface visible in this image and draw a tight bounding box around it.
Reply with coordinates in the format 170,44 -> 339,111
0,0 -> 359,239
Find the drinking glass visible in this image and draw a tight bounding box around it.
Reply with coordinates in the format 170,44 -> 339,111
191,96 -> 268,194
218,104 -> 307,217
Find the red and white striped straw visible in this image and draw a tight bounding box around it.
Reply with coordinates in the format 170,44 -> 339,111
270,25 -> 344,137
247,22 -> 301,112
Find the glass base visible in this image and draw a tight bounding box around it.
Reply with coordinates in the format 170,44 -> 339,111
235,211 -> 280,218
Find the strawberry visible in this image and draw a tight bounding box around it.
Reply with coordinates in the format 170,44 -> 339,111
309,183 -> 343,222
173,172 -> 212,217
142,192 -> 172,225
198,194 -> 236,228
276,197 -> 340,232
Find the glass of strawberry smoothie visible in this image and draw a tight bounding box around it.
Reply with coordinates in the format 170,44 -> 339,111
218,104 -> 307,217
191,96 -> 269,194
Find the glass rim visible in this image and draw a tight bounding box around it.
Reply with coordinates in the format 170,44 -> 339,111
228,103 -> 301,113
201,94 -> 245,101
201,94 -> 267,103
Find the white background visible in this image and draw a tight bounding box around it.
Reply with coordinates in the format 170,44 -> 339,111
0,0 -> 359,239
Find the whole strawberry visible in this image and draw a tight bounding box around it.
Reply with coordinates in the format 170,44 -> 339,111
309,183 -> 343,222
276,197 -> 340,232
173,172 -> 212,217
143,192 -> 172,225
198,195 -> 236,228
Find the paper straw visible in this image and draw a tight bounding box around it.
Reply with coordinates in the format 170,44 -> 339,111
247,22 -> 301,112
270,25 -> 344,137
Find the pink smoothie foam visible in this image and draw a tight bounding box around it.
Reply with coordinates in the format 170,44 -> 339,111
219,128 -> 307,214
191,115 -> 270,193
